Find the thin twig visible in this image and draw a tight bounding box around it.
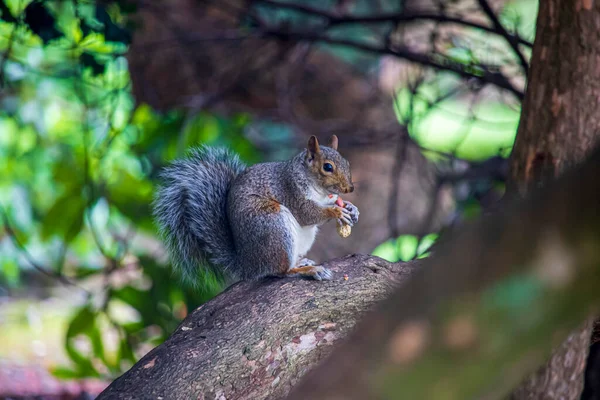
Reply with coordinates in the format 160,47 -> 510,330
1,206 -> 90,294
476,0 -> 529,76
260,29 -> 524,99
254,0 -> 533,47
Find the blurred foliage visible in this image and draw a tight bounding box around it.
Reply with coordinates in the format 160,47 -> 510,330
0,0 -> 258,378
395,76 -> 519,161
0,0 -> 534,382
391,0 -> 536,161
372,233 -> 438,262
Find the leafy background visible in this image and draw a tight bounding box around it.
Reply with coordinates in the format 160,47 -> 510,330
0,0 -> 536,388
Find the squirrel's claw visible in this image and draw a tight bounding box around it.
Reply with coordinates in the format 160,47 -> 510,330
288,265 -> 332,281
343,201 -> 360,225
336,205 -> 354,227
311,266 -> 333,281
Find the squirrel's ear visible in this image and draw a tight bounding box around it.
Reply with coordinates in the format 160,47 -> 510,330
307,135 -> 320,159
328,135 -> 338,151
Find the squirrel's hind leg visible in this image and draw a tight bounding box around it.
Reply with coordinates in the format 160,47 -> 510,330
231,200 -> 332,281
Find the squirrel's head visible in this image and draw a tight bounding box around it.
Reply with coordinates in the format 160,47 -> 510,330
305,135 -> 355,195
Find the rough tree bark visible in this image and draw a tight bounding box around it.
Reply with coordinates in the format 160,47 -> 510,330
99,146 -> 600,400
97,255 -> 417,399
509,0 -> 600,193
507,0 -> 600,398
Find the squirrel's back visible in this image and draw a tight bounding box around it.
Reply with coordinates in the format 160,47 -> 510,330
152,146 -> 245,284
228,160 -> 293,201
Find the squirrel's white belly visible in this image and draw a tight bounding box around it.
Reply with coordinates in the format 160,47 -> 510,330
295,225 -> 318,259
280,205 -> 318,266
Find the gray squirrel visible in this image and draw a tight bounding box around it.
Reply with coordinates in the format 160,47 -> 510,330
152,135 -> 359,284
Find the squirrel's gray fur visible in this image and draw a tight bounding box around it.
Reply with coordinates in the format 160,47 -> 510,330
153,136 -> 359,284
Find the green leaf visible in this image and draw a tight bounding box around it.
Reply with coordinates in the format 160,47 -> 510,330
0,259 -> 20,287
112,286 -> 157,326
107,170 -> 153,229
74,265 -> 102,279
50,366 -> 83,379
373,233 -> 439,262
416,233 -> 438,256
65,306 -> 99,376
89,321 -> 106,364
41,191 -> 85,244
397,235 -> 418,261
372,240 -> 399,262
120,321 -> 144,334
447,47 -> 474,65
118,337 -> 136,363
67,305 -> 95,338
63,304 -> 109,373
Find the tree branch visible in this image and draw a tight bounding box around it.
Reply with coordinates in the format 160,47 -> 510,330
0,206 -> 90,294
260,29 -> 524,100
97,255 -> 416,399
254,0 -> 533,47
476,0 -> 529,76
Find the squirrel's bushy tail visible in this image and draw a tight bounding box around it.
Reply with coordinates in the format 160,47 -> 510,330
152,146 -> 245,285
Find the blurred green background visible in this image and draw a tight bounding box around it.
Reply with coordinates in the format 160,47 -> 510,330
0,0 -> 536,392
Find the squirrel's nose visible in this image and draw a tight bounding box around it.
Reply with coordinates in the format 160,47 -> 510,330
348,184 -> 355,193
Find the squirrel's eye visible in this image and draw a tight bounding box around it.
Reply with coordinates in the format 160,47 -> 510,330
323,163 -> 334,172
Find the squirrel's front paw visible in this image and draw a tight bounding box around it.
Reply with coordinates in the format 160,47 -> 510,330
343,201 -> 359,225
335,205 -> 355,227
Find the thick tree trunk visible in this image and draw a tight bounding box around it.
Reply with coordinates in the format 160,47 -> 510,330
507,1 -> 600,398
99,147 -> 600,400
509,0 -> 600,193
